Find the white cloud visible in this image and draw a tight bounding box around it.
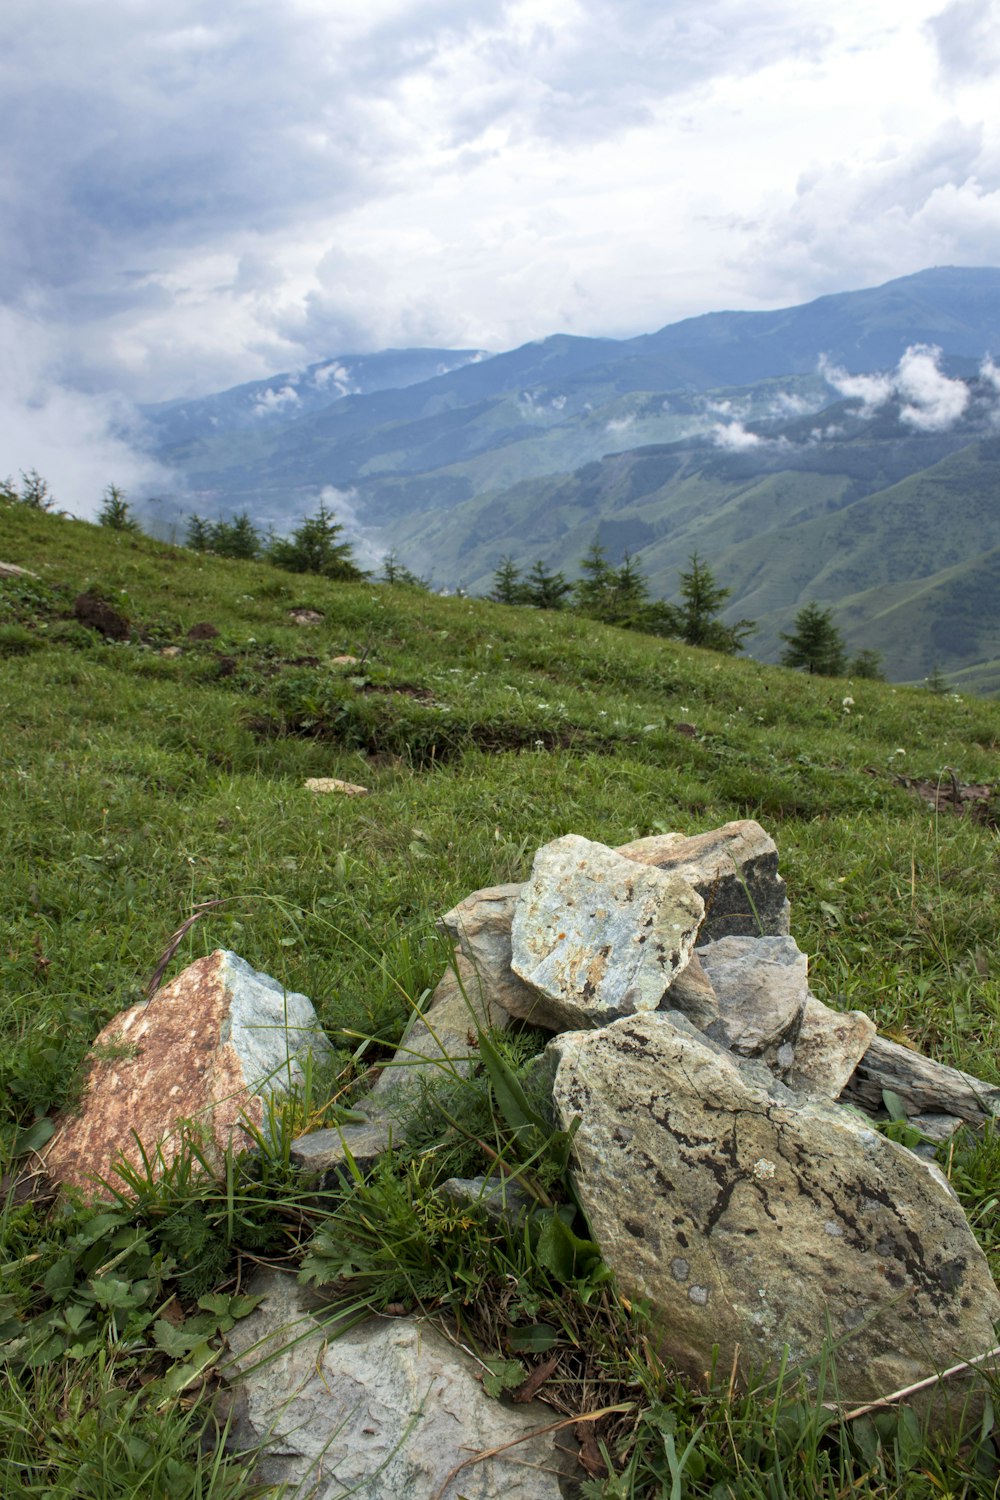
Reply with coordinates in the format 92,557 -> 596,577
0,0 -> 996,423
820,343 -> 970,430
819,356 -> 895,413
252,384 -> 302,416
0,307 -> 173,520
895,343 -> 969,429
979,355 -> 1000,390
605,414 -> 636,433
712,420 -> 762,450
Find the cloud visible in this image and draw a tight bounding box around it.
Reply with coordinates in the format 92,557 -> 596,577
980,355 -> 1000,391
819,357 -> 895,414
927,0 -> 1000,83
252,384 -> 302,417
820,343 -> 970,430
712,421 -> 762,450
0,0 -> 997,427
895,344 -> 970,429
0,306 -> 174,520
742,119 -> 1000,304
605,414 -> 636,434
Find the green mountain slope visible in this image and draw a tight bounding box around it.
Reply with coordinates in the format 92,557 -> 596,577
2,501 -> 1000,1495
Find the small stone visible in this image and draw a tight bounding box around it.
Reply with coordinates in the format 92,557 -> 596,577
367,953 -> 511,1106
288,608 -> 324,625
439,884 -> 543,1023
159,645 -> 183,658
304,777 -> 369,796
783,995 -> 876,1098
331,654 -> 359,665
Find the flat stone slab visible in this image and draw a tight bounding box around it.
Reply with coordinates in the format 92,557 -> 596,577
292,953 -> 512,1183
226,1270 -> 577,1499
510,835 -> 704,1030
547,1011 -> 1000,1408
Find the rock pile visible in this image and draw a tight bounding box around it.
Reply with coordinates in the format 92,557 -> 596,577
41,819 -> 1000,1495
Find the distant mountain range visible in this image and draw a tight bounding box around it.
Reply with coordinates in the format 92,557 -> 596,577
141,267 -> 1000,691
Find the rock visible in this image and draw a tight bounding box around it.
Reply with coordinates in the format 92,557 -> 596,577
439,883 -> 542,1023
840,1035 -> 1000,1128
547,1011 -> 1000,1409
226,1270 -> 577,1500
657,951 -> 718,1030
73,592 -> 130,640
697,935 -> 809,1055
693,938 -> 875,1097
291,955 -> 512,1183
0,561 -> 38,578
785,995 -> 876,1098
289,1116 -> 394,1184
367,953 -> 511,1105
304,777 -> 369,796
438,1174 -> 537,1225
159,645 -> 182,658
43,950 -> 332,1197
616,820 -> 790,940
509,835 -> 704,1031
331,653 -> 359,665
289,607 -> 324,625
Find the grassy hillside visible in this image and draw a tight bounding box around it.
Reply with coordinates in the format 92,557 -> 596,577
2,502 -> 1000,1496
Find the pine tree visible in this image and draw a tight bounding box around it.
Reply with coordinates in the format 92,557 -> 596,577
522,559 -> 572,610
16,469 -> 53,510
574,537 -> 617,619
186,514 -> 211,551
490,556 -> 526,604
780,602 -> 847,675
674,555 -> 754,654
267,502 -> 364,580
849,648 -> 885,681
382,551 -> 430,588
97,484 -> 139,531
210,512 -> 261,559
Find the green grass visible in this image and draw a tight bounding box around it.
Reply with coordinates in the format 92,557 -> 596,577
2,500 -> 1000,1495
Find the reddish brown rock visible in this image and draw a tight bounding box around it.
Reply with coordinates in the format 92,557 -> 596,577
43,950 -> 331,1198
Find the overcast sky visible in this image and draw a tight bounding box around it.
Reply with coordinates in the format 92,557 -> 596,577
2,0 -> 999,506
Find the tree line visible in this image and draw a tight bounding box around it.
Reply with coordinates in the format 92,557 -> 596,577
489,543 -> 884,677
4,468 -> 891,680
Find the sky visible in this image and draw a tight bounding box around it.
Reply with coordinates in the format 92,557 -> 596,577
2,0 -> 999,510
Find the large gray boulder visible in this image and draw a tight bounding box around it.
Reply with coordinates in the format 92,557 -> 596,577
548,1011 -> 1000,1410
510,835 -> 704,1031
226,1270 -> 577,1499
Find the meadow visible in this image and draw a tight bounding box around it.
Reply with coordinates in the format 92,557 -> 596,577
1,500 -> 999,1497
